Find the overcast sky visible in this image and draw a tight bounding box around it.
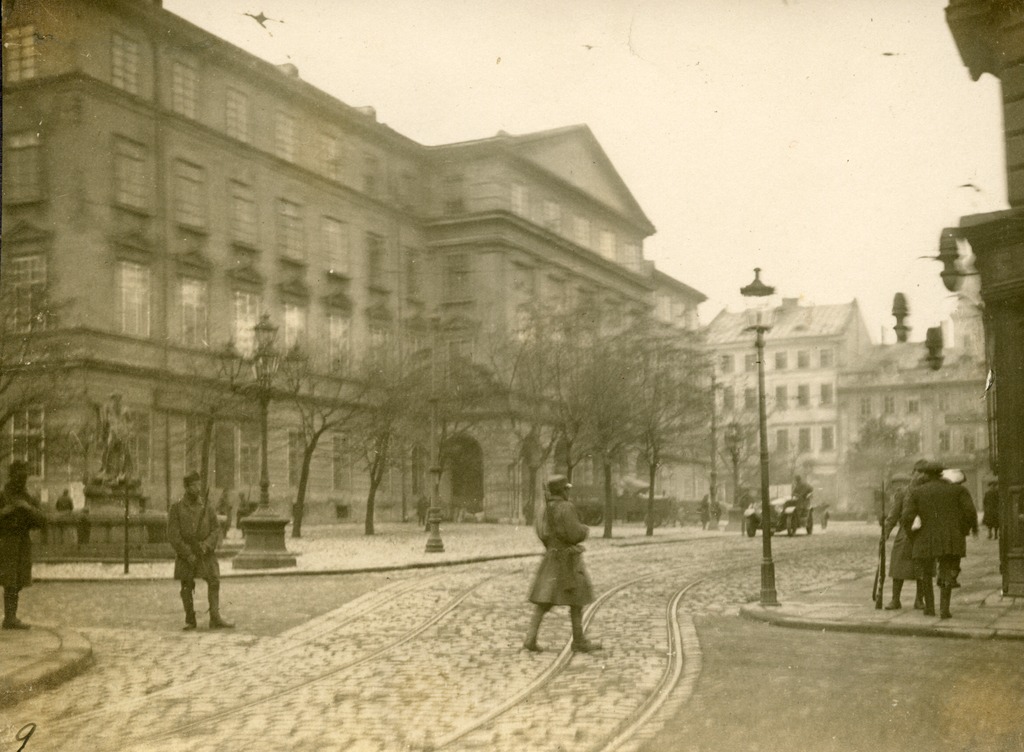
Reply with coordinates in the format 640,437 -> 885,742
165,0 -> 1007,343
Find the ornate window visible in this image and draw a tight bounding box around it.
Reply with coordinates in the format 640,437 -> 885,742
225,88 -> 250,142
117,261 -> 150,337
283,303 -> 306,351
4,25 -> 37,82
328,314 -> 351,368
5,255 -> 47,332
3,132 -> 42,203
233,291 -> 260,356
114,137 -> 149,210
112,33 -> 140,94
230,180 -> 258,246
322,217 -> 349,275
171,60 -> 197,118
11,408 -> 44,476
173,160 -> 206,228
179,278 -> 208,347
276,199 -> 303,259
274,111 -> 296,161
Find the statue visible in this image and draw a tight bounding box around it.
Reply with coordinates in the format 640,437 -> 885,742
99,393 -> 135,483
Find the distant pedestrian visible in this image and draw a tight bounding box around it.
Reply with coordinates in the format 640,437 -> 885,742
710,497 -> 721,530
168,472 -> 234,631
55,489 -> 74,513
903,460 -> 978,619
881,473 -> 917,610
792,475 -> 813,511
982,480 -> 1000,540
217,488 -> 232,530
416,494 -> 429,529
523,475 -> 601,654
698,494 -> 710,530
0,461 -> 47,630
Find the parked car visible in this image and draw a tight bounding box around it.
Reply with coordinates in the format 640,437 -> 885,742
744,496 -> 828,537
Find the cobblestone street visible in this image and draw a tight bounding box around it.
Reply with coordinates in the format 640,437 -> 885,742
2,524 -> 922,752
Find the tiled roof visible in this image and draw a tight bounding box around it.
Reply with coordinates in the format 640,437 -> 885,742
705,301 -> 857,344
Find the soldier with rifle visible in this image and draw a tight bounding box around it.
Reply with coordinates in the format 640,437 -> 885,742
168,472 -> 234,630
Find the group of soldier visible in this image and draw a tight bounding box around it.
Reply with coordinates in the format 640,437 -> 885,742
881,459 -> 984,619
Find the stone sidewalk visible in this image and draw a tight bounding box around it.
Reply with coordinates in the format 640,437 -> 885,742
741,561 -> 1024,640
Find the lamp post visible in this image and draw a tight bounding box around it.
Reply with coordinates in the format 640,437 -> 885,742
741,268 -> 779,607
424,315 -> 445,553
723,420 -> 743,536
233,314 -> 297,569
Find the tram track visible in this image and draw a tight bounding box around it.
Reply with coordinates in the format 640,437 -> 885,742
41,570 -> 453,732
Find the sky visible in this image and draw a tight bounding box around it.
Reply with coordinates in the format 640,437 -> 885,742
165,0 -> 1007,343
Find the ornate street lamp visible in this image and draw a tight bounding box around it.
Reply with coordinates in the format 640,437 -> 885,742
233,314 -> 297,569
741,268 -> 779,607
425,315 -> 445,553
723,420 -> 743,536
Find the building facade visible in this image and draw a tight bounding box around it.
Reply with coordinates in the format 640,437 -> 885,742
706,298 -> 873,513
837,293 -> 990,514
0,0 -> 705,524
944,0 -> 1024,595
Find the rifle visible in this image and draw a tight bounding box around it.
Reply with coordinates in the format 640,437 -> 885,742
872,482 -> 887,609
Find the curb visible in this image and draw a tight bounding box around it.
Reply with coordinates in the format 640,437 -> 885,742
738,604 -> 1024,641
0,628 -> 94,709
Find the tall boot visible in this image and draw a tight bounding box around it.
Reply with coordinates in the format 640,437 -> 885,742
921,577 -> 935,616
2,588 -> 29,630
570,605 -> 602,653
208,581 -> 235,629
884,579 -> 904,610
913,580 -> 925,610
522,604 -> 548,652
181,584 -> 197,631
939,586 -> 952,619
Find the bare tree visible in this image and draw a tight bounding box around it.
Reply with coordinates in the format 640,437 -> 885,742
0,279 -> 74,451
277,349 -> 362,537
633,320 -> 711,536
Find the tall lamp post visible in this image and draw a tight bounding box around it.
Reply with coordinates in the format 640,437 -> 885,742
233,314 -> 297,569
741,268 -> 779,607
424,315 -> 445,553
723,420 -> 743,536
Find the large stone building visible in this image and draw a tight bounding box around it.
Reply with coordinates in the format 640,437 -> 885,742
943,0 -> 1024,595
706,298 -> 873,512
0,0 -> 705,523
836,292 -> 991,513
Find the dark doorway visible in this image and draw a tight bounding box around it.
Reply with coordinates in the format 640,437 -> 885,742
445,435 -> 484,514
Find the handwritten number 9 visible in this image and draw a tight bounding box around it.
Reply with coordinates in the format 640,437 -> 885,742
16,723 -> 36,752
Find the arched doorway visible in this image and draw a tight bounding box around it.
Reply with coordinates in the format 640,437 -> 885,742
445,435 -> 484,516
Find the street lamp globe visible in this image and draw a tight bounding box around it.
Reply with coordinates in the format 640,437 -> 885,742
740,267 -> 780,608
252,313 -> 280,386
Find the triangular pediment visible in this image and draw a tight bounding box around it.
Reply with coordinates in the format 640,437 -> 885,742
226,265 -> 264,288
2,220 -> 52,245
177,248 -> 212,276
366,302 -> 393,321
278,276 -> 310,302
112,227 -> 153,253
323,291 -> 353,312
440,314 -> 478,332
506,126 -> 654,233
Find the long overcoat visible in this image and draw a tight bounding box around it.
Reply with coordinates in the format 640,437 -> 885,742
528,496 -> 595,607
0,484 -> 45,589
982,488 -> 1000,529
167,494 -> 221,582
882,487 -> 916,581
902,479 -> 977,561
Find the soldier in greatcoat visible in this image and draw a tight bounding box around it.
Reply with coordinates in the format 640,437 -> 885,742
168,472 -> 234,630
522,475 -> 601,654
902,460 -> 978,619
881,473 -> 918,610
0,461 -> 47,629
